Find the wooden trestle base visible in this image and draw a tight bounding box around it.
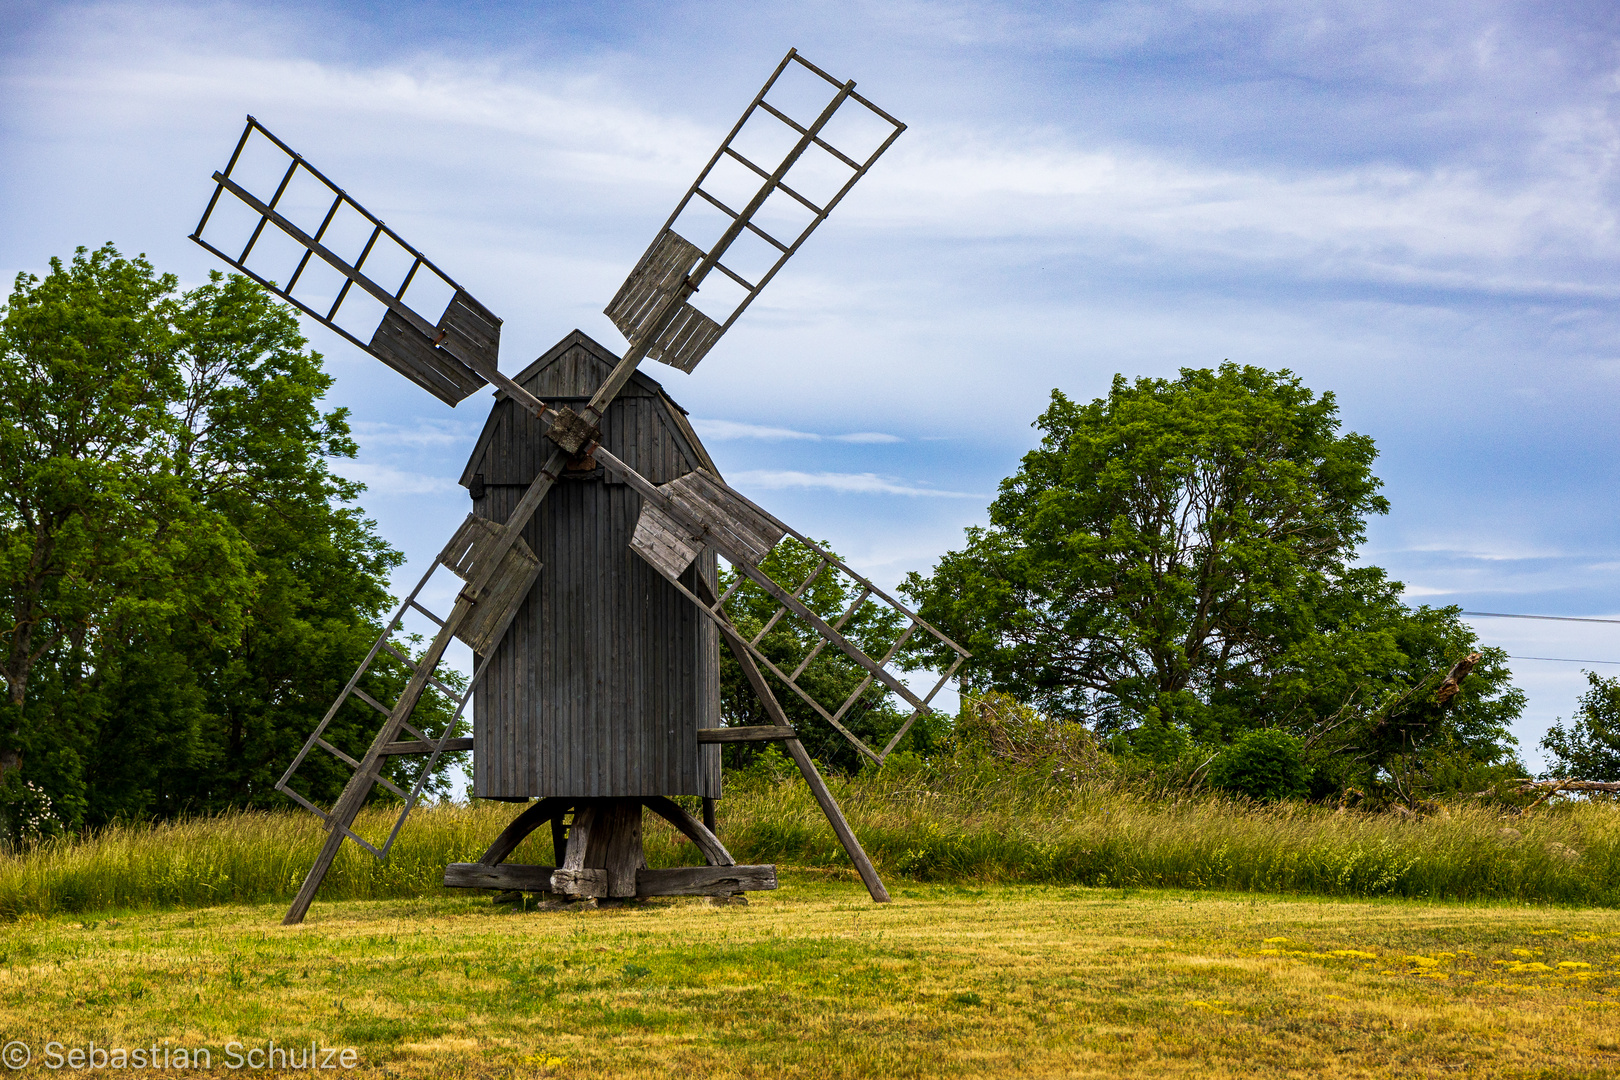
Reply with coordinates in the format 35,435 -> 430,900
443,796 -> 777,901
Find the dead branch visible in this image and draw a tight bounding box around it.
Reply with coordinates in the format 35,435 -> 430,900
1434,652 -> 1482,705
1514,779 -> 1620,794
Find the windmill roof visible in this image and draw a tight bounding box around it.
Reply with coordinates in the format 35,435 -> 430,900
504,329 -> 671,400
459,329 -> 718,487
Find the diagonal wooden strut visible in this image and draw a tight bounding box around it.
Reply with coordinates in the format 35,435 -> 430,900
695,578 -> 890,903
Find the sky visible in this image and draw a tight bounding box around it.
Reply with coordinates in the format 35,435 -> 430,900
3,0 -> 1619,769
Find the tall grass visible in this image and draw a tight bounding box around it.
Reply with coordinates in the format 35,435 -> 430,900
724,764 -> 1620,905
1,764 -> 1616,918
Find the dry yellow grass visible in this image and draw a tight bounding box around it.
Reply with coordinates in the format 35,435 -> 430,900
2,878 -> 1618,1078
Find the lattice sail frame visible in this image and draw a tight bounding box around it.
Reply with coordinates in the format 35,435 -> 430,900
275,515 -> 539,857
604,49 -> 906,374
622,466 -> 969,765
190,117 -> 506,407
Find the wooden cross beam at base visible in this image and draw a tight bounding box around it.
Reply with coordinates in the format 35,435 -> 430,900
443,796 -> 777,900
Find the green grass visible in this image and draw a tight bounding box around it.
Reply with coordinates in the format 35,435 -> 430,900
730,765 -> 1620,905
1,765 -> 1617,918
1,884 -> 1617,1078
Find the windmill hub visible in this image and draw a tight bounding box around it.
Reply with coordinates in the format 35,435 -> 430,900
188,48 -> 969,924
545,406 -> 601,456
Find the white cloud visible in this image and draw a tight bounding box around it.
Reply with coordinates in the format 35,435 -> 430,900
332,462 -> 461,496
692,418 -> 902,443
350,419 -> 479,450
852,130 -> 1620,296
14,7 -> 1617,306
1399,585 -> 1457,598
729,469 -> 983,497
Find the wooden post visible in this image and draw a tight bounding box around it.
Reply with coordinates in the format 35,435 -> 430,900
702,797 -> 717,835
603,801 -> 647,898
781,738 -> 890,903
695,579 -> 889,903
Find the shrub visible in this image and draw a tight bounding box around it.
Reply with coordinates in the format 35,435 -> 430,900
1209,729 -> 1308,802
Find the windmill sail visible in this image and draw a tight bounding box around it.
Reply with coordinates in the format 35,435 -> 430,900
617,459 -> 969,765
190,117 -> 501,406
604,49 -> 906,373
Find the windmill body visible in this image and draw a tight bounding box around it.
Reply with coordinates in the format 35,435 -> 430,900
461,331 -> 723,801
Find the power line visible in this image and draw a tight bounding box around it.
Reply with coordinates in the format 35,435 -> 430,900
1458,611 -> 1620,664
1509,655 -> 1620,666
1463,610 -> 1620,625
1458,612 -> 1620,663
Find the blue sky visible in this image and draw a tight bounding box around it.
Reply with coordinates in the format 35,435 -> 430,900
4,0 -> 1619,766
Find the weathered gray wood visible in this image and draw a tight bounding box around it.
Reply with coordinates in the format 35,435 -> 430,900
437,289 -> 501,370
641,796 -> 734,866
698,726 -> 796,743
551,867 -> 609,897
379,737 -> 475,756
782,737 -> 890,903
636,865 -> 777,896
283,588 -> 482,925
443,863 -> 610,897
563,803 -> 597,871
693,576 -> 890,904
603,800 -> 647,897
200,169 -> 490,408
630,468 -> 784,578
477,797 -> 572,866
444,863 -> 557,891
463,332 -> 720,799
602,230 -> 724,373
437,514 -> 542,656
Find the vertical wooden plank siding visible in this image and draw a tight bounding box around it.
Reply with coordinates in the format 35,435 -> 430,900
466,331 -> 721,798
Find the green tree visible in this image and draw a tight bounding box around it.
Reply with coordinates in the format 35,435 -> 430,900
903,364 -> 1523,786
0,246 -> 254,823
1541,672 -> 1620,782
718,539 -> 939,773
1,246 -> 455,831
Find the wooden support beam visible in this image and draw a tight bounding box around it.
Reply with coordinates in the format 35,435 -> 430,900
636,866 -> 777,896
444,863 -> 562,892
694,578 -> 890,904
444,862 -> 774,898
283,591 -> 478,925
379,737 -> 475,756
476,798 -> 572,867
780,737 -> 890,903
641,796 -> 734,866
698,725 -> 797,743
551,867 -> 609,897
603,800 -> 647,898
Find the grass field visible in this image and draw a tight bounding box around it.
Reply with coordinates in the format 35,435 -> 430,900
2,878 -> 1618,1078
3,766 -> 1618,917
3,772 -> 1617,1075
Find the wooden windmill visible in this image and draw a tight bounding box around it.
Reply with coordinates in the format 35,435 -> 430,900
189,49 -> 970,923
